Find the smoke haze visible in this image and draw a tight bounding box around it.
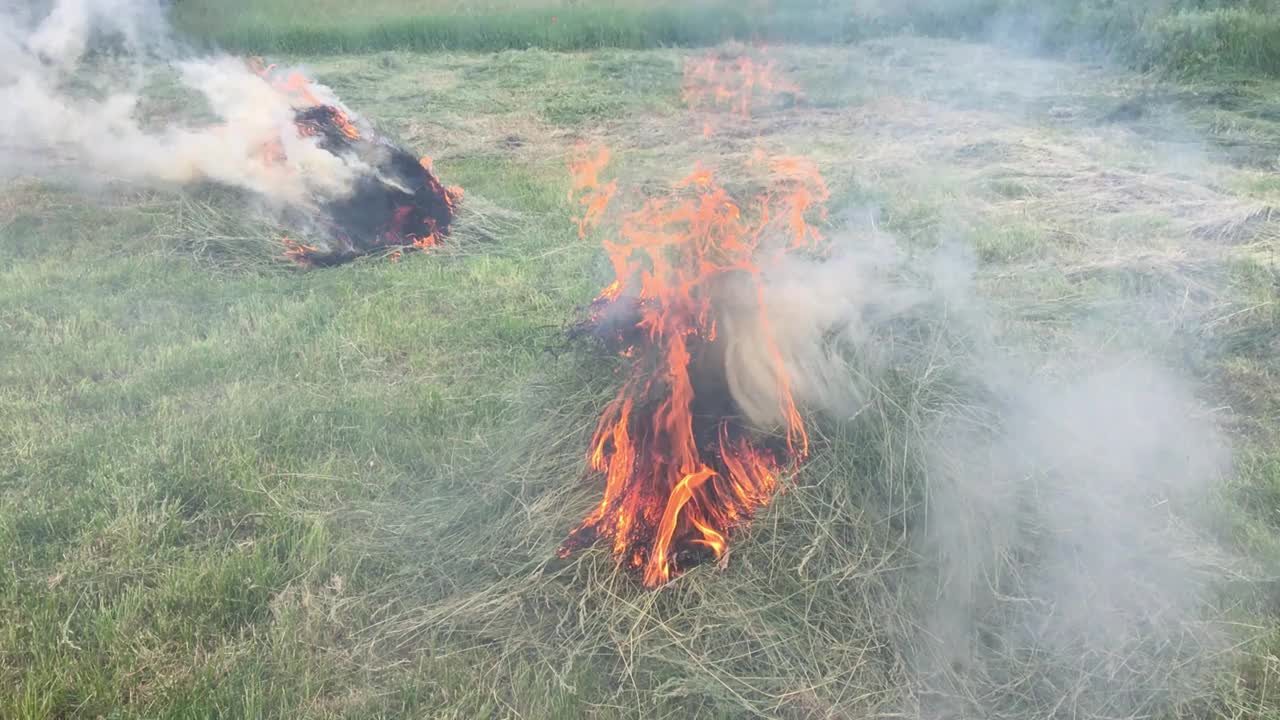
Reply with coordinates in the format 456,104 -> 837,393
5,1 -> 1252,716
706,29 -> 1242,708
721,229 -> 920,429
910,244 -> 1232,717
720,212 -> 1235,716
0,0 -> 366,207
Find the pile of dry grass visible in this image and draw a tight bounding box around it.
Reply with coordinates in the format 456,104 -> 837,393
145,186 -> 527,271
328,268 -> 1249,718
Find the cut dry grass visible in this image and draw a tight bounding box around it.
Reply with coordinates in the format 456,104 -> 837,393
3,38 -> 1280,719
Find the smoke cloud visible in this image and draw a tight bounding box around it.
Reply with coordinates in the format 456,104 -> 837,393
720,219 -> 1233,716
0,0 -> 366,207
721,226 -> 919,429
908,244 -> 1232,718
697,8 -> 1250,711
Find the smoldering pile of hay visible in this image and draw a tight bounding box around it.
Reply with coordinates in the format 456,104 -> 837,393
0,0 -> 470,269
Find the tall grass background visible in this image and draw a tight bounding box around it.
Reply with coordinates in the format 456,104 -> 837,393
169,0 -> 1280,77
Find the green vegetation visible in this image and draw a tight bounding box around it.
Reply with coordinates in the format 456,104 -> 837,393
171,0 -> 1280,77
168,0 -> 840,54
5,37 -> 1280,718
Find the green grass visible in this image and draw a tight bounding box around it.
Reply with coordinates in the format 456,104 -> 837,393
169,0 -> 865,54
169,0 -> 1280,77
4,39 -> 1280,718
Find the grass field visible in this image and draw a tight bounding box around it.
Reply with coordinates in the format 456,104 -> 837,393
5,7 -> 1280,719
169,0 -> 1280,77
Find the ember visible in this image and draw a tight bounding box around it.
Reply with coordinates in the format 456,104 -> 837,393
252,61 -> 462,266
560,146 -> 830,587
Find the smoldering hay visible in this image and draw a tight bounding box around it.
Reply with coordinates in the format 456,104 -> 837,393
0,0 -> 461,265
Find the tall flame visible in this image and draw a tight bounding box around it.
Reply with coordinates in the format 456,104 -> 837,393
561,145 -> 829,587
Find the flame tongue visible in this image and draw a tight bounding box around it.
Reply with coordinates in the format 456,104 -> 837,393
562,147 -> 826,587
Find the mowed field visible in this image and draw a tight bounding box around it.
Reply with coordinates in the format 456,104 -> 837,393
4,17 -> 1280,720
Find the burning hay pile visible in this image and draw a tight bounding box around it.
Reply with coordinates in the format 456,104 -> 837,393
252,62 -> 463,266
559,146 -> 831,587
0,2 -> 462,268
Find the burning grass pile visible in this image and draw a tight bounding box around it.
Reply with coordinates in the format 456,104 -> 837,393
250,61 -> 464,267
0,0 -> 466,271
558,147 -> 830,586
554,51 -> 834,587
152,61 -> 468,269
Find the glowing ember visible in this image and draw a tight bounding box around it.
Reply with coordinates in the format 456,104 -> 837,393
249,59 -> 462,266
282,237 -> 319,263
560,146 -> 829,587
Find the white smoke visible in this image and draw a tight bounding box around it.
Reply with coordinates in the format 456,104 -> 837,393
717,214 -> 1236,716
0,0 -> 366,208
721,225 -> 920,429
905,242 -> 1234,718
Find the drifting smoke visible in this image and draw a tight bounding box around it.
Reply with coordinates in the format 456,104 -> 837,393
0,0 -> 365,208
908,244 -> 1232,717
721,235 -> 918,431
721,218 -> 1233,716
665,9 -> 1242,713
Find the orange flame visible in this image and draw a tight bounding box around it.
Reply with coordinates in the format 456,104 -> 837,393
561,146 -> 827,587
569,144 -> 618,239
249,57 -> 361,141
249,58 -> 321,108
682,53 -> 800,127
329,109 -> 361,140
282,237 -> 319,265
753,152 -> 830,249
275,70 -> 324,108
248,58 -> 363,194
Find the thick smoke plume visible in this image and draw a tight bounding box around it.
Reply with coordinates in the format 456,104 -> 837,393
908,244 -> 1232,717
716,216 -> 1235,716
687,11 -> 1243,711
0,0 -> 365,208
720,231 -> 917,431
